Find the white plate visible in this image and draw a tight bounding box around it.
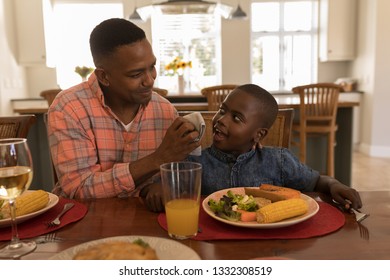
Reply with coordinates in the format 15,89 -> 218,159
202,187 -> 319,229
0,191 -> 59,228
49,235 -> 201,260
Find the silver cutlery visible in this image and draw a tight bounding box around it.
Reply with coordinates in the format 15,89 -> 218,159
332,199 -> 370,240
350,207 -> 370,223
332,199 -> 370,222
46,203 -> 74,227
34,233 -> 63,244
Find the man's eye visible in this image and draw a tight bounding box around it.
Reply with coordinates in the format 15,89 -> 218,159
218,108 -> 225,114
130,73 -> 141,78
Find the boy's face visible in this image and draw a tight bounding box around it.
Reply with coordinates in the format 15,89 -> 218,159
212,89 -> 266,157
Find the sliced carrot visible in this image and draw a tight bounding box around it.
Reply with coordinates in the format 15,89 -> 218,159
237,210 -> 257,222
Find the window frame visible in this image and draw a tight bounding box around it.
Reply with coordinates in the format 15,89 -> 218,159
250,0 -> 318,92
151,12 -> 222,94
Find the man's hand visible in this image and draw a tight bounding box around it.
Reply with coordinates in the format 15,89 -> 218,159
140,183 -> 164,212
154,117 -> 201,164
129,117 -> 201,186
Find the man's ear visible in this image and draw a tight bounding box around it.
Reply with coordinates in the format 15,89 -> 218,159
254,128 -> 268,143
94,68 -> 109,87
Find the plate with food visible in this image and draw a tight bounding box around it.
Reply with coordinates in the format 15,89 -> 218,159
202,185 -> 319,229
49,235 -> 201,260
0,190 -> 59,228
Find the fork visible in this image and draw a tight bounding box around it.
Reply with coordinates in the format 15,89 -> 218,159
350,207 -> 370,223
332,199 -> 370,240
46,203 -> 74,227
332,199 -> 370,222
35,233 -> 63,244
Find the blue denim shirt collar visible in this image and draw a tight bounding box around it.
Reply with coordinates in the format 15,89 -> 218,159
208,145 -> 256,164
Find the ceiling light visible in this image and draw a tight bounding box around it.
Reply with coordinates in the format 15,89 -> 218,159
129,7 -> 143,21
137,0 -> 233,19
229,3 -> 247,19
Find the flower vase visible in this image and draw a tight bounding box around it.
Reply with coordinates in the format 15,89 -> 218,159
177,75 -> 185,95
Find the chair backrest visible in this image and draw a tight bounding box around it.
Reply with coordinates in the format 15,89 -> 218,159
153,87 -> 168,97
292,83 -> 342,127
179,109 -> 293,149
262,108 -> 294,148
40,89 -> 62,106
43,112 -> 59,185
0,115 -> 37,139
201,85 -> 238,111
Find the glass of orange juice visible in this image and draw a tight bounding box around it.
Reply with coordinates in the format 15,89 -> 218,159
160,162 -> 202,240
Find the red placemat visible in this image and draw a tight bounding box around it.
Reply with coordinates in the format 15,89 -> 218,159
158,201 -> 345,240
0,197 -> 87,241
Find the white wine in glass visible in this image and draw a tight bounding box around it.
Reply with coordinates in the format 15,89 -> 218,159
0,138 -> 36,259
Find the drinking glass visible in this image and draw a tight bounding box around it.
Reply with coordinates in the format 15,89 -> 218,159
160,162 -> 202,240
0,138 -> 36,259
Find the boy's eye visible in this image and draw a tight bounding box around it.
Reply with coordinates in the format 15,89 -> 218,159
233,115 -> 242,122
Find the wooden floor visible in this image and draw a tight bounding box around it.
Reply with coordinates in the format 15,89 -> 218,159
351,151 -> 390,191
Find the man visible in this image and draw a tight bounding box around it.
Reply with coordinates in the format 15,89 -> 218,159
47,18 -> 200,199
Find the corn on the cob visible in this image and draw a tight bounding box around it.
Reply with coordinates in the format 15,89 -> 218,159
14,190 -> 49,217
256,198 -> 308,223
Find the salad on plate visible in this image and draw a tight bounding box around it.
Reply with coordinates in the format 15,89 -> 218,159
207,190 -> 259,222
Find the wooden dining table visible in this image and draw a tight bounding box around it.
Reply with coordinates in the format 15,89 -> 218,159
2,190 -> 388,260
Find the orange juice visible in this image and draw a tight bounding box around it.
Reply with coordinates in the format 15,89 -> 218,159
165,199 -> 200,239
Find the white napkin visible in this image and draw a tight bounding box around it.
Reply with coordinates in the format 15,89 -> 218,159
183,112 -> 206,156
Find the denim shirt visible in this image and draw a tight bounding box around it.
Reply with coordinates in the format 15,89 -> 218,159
188,145 -> 319,195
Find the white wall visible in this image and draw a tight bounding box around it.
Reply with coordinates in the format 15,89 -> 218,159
0,0 -> 28,115
351,0 -> 390,157
2,0 -> 390,157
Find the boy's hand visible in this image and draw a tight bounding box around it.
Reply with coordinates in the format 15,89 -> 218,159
329,183 -> 362,210
140,183 -> 164,213
316,175 -> 363,210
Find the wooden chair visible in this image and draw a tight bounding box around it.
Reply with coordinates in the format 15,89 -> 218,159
291,83 -> 342,177
179,109 -> 293,149
0,115 -> 37,139
262,108 -> 294,148
40,89 -> 62,106
153,87 -> 168,97
201,85 -> 238,111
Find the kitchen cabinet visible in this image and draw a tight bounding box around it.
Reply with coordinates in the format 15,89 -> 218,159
14,0 -> 48,65
319,0 -> 357,61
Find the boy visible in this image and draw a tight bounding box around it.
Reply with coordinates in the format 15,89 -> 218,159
141,84 -> 362,212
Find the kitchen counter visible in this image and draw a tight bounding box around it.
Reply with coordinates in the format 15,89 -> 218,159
12,92 -> 361,187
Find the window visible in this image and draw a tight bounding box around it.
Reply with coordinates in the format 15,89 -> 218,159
151,13 -> 221,94
251,0 -> 318,92
45,1 -> 123,89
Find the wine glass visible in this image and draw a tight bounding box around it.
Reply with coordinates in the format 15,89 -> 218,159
0,138 -> 36,259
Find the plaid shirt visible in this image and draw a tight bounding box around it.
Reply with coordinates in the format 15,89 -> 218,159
47,73 -> 177,199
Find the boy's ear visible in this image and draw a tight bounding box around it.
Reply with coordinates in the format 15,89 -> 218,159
95,68 -> 110,86
254,128 -> 268,143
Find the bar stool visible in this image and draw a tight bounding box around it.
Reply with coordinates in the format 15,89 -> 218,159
200,85 -> 238,111
40,89 -> 62,106
291,83 -> 342,177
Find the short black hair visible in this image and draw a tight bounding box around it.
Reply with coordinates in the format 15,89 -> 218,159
89,18 -> 146,66
236,84 -> 278,129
